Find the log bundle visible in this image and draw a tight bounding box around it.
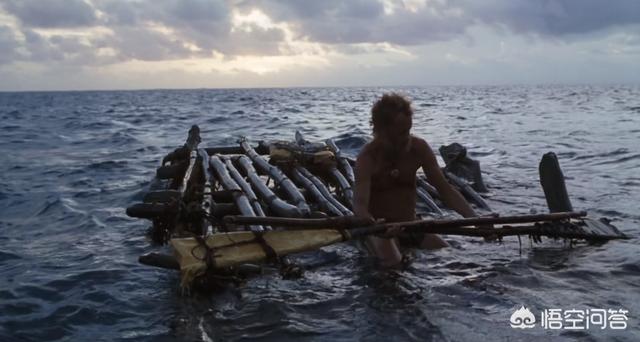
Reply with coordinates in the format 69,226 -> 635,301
127,126 -> 628,292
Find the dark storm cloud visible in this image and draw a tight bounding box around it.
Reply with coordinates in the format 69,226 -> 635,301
1,0 -> 97,28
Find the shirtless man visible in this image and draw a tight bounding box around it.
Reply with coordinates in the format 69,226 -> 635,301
354,93 -> 480,267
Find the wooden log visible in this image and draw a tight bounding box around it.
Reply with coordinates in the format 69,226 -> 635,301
296,166 -> 353,215
224,215 -> 373,228
171,212 -> 625,286
205,143 -> 269,156
156,162 -> 186,180
210,190 -> 235,202
439,143 -> 488,193
143,190 -> 181,203
539,152 -> 573,212
220,160 -> 298,270
211,203 -> 239,217
139,252 -> 180,270
327,167 -> 354,208
236,156 -> 303,218
221,156 -> 267,220
444,171 -> 491,210
197,149 -> 214,234
240,138 -> 311,216
326,138 -> 355,184
225,211 -> 587,229
162,125 -> 202,165
417,176 -> 440,199
291,168 -> 343,216
416,187 -> 443,215
126,202 -> 178,219
138,252 -> 265,276
209,155 -> 262,231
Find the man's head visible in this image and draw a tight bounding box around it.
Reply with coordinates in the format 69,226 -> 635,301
370,93 -> 413,148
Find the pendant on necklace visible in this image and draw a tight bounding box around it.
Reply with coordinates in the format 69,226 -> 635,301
390,168 -> 400,178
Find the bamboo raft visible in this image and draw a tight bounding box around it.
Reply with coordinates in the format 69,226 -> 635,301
127,125 -> 628,291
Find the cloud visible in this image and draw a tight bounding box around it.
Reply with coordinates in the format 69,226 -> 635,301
239,0 -> 640,45
1,0 -> 97,28
459,0 -> 640,37
0,0 -> 638,89
0,24 -> 20,63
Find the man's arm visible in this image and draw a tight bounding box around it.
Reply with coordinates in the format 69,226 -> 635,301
354,151 -> 373,219
418,139 -> 477,218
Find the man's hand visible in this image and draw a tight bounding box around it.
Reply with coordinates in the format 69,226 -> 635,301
379,223 -> 402,238
477,224 -> 498,242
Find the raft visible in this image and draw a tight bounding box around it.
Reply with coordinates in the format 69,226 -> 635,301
127,125 -> 628,291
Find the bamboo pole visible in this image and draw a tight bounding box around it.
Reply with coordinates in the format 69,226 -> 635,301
240,138 -> 311,216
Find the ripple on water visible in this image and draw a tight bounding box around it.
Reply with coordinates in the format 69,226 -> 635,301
1,86 -> 640,341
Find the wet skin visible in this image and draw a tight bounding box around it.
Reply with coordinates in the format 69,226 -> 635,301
354,113 -> 478,267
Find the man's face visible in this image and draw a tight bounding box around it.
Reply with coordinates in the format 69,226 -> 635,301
382,113 -> 412,150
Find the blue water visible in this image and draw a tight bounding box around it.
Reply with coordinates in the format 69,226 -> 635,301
1,85 -> 639,341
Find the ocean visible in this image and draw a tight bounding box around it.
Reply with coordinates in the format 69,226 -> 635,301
1,85 -> 639,341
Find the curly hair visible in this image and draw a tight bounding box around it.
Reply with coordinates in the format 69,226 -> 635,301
370,93 -> 413,134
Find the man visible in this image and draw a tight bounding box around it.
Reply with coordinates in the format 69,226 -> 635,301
354,93 -> 481,267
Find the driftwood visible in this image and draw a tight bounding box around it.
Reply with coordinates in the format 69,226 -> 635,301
416,187 -> 443,215
240,138 -> 311,216
225,215 -> 375,228
221,156 -> 267,220
209,155 -> 262,231
417,176 -> 439,199
156,162 -> 186,180
539,152 -> 573,212
444,171 -> 491,210
197,149 -> 215,234
296,166 -> 353,215
161,125 -> 202,165
224,211 -> 586,229
143,190 -> 181,203
236,156 -> 303,218
126,202 -> 178,219
327,167 -> 354,208
326,138 -> 355,184
291,167 -> 343,216
439,143 -> 488,192
171,211 -> 627,282
205,144 -> 269,156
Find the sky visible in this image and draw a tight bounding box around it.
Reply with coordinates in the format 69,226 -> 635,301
0,0 -> 639,91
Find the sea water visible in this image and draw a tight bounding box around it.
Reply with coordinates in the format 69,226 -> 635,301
1,85 -> 639,341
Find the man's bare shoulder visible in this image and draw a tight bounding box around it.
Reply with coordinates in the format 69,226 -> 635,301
410,136 -> 432,154
357,141 -> 377,158
356,141 -> 378,170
